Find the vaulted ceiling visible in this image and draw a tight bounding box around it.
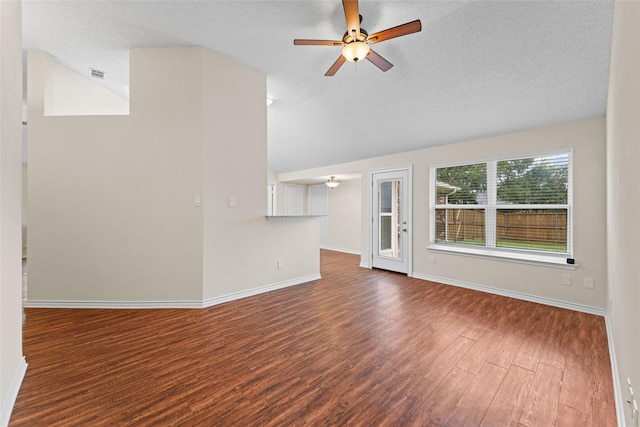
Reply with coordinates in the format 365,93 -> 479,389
22,1 -> 614,173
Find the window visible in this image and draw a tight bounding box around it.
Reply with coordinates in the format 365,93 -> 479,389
430,152 -> 572,265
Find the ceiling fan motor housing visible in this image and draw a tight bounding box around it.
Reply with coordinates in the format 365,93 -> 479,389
342,27 -> 368,44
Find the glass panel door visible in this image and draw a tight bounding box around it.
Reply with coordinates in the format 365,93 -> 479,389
378,180 -> 401,259
371,168 -> 410,274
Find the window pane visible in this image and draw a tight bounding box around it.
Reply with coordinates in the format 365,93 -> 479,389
496,209 -> 567,252
380,216 -> 392,251
380,181 -> 392,213
435,208 -> 485,245
497,155 -> 568,205
436,163 -> 487,205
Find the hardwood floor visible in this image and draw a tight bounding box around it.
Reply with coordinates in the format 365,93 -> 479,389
11,250 -> 617,426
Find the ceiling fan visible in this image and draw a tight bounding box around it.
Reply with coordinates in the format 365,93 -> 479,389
293,0 -> 422,76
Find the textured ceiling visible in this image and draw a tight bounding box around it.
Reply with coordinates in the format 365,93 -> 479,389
22,0 -> 614,173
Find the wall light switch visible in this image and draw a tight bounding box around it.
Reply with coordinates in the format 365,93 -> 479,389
228,196 -> 236,208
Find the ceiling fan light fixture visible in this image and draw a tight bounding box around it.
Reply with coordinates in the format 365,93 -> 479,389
326,176 -> 340,188
342,41 -> 370,62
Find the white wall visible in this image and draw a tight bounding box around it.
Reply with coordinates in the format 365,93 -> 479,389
327,178 -> 361,254
26,47 -> 319,307
281,118 -> 607,311
44,55 -> 128,116
200,49 -> 319,302
308,184 -> 328,248
606,1 -> 640,425
27,49 -> 204,303
0,1 -> 27,424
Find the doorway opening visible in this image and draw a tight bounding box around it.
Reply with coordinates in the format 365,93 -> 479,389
370,167 -> 412,274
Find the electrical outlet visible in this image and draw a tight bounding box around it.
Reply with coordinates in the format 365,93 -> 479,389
584,277 -> 594,289
628,378 -> 637,426
277,260 -> 284,270
561,274 -> 572,286
429,255 -> 436,264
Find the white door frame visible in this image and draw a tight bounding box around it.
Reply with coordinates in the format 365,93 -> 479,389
267,183 -> 277,216
369,166 -> 412,275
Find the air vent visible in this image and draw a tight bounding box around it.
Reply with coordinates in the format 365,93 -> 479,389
90,68 -> 105,79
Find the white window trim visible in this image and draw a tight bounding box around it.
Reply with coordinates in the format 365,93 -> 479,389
428,242 -> 575,268
429,150 -> 573,267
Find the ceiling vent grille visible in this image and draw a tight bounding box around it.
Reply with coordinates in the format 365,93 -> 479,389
90,68 -> 104,79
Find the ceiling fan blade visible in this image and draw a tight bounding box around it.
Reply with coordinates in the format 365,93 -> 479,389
342,0 -> 361,39
366,49 -> 393,72
325,55 -> 347,76
367,20 -> 422,44
294,39 -> 343,46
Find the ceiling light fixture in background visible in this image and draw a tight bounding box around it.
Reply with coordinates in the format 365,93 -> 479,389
326,176 -> 340,188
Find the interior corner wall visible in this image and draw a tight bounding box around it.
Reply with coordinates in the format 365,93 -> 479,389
0,0 -> 26,424
606,1 -> 640,425
201,49 -> 319,302
26,48 -> 205,304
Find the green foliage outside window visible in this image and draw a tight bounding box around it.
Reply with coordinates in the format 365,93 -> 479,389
497,156 -> 568,205
436,163 -> 486,204
434,153 -> 571,255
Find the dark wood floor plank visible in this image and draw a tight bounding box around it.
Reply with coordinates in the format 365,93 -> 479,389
512,330 -> 547,372
481,365 -> 535,426
423,335 -> 475,386
443,362 -> 508,427
457,329 -> 503,374
519,362 -> 563,426
556,404 -> 591,427
560,351 -> 593,414
591,397 -> 618,427
487,328 -> 527,369
417,366 -> 477,426
10,250 -> 617,426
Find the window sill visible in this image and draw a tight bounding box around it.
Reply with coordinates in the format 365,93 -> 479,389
428,243 -> 576,269
266,215 -> 325,220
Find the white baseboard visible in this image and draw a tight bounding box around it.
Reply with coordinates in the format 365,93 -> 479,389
1,357 -> 27,427
359,262 -> 370,269
605,313 -> 626,427
202,274 -> 321,308
412,272 -> 606,316
24,299 -> 204,309
321,246 -> 361,256
23,274 -> 322,310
